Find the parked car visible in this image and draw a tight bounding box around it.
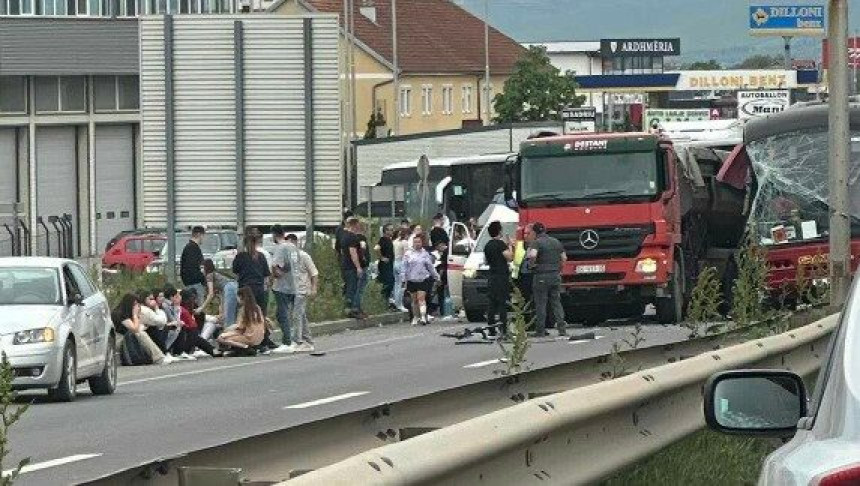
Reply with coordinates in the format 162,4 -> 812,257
146,229 -> 240,275
104,228 -> 165,253
0,257 -> 117,401
703,273 -> 860,485
102,234 -> 166,272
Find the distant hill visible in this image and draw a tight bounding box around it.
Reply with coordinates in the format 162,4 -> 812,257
452,0 -> 856,67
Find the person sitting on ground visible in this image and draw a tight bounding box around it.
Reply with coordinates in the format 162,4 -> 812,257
217,286 -> 266,355
174,289 -> 220,359
112,293 -> 175,366
400,232 -> 439,326
198,259 -> 238,336
138,289 -> 174,353
162,287 -> 184,354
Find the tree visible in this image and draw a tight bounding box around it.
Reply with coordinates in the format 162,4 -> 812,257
493,46 -> 585,123
733,54 -> 783,69
685,59 -> 722,70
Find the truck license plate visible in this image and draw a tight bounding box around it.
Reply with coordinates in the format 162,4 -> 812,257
576,264 -> 605,274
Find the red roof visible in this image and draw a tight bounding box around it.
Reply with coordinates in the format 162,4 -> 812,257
305,0 -> 526,75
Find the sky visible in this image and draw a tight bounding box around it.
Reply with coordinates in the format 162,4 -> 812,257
452,0 -> 860,64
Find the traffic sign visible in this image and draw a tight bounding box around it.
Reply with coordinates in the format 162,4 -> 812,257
749,4 -> 825,37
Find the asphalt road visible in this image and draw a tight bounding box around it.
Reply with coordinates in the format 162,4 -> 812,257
8,317 -> 691,485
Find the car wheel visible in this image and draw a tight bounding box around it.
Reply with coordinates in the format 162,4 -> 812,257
48,343 -> 77,402
89,334 -> 117,396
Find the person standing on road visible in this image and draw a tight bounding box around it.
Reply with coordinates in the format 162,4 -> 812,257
376,224 -> 396,309
335,210 -> 354,299
515,224 -> 538,329
401,233 -> 439,325
392,228 -> 410,312
180,226 -> 207,303
484,221 -> 513,337
341,217 -> 369,319
527,222 -> 568,337
430,214 -> 450,316
286,233 -> 319,352
232,229 -> 273,351
271,226 -> 297,354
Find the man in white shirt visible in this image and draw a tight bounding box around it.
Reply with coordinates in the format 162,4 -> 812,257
285,233 -> 319,352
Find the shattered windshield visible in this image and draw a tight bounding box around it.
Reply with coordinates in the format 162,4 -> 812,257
746,128 -> 860,246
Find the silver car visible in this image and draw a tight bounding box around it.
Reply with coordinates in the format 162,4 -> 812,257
704,274 -> 860,485
1,257 -> 117,401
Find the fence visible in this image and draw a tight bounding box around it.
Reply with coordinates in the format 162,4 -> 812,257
0,203 -> 26,257
33,214 -> 75,259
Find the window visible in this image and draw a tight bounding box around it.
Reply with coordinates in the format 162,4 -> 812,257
0,76 -> 27,114
461,85 -> 473,114
442,85 -> 453,115
399,86 -> 412,117
481,81 -> 494,115
421,85 -> 433,115
68,264 -> 96,298
95,76 -> 139,112
35,76 -> 86,113
125,239 -> 144,253
3,0 -> 35,14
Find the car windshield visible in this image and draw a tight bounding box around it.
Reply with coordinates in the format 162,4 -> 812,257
158,233 -> 222,258
474,222 -> 519,252
520,151 -> 662,204
0,267 -> 62,306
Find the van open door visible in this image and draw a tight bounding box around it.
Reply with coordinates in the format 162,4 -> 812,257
447,221 -> 473,312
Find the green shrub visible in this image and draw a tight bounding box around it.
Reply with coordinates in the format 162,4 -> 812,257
0,355 -> 29,486
731,232 -> 771,328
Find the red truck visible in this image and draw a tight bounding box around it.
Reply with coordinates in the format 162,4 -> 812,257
508,132 -> 746,325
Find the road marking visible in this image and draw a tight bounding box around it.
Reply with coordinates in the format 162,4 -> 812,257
463,359 -> 503,369
284,391 -> 369,409
5,454 -> 102,477
119,334 -> 423,387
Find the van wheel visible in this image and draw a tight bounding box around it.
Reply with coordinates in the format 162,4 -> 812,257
48,343 -> 77,402
656,262 -> 685,325
89,334 -> 117,396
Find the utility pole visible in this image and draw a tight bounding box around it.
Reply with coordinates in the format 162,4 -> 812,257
391,0 -> 399,135
827,0 -> 852,306
483,0 -> 491,126
783,36 -> 792,70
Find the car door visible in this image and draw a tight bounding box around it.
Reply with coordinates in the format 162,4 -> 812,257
125,238 -> 148,271
61,266 -> 93,373
63,265 -> 99,372
447,222 -> 472,311
69,264 -> 110,375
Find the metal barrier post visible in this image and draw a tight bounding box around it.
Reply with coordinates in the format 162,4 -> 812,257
3,224 -> 14,256
17,217 -> 30,256
37,217 -> 49,256
49,216 -> 64,259
12,202 -> 20,256
62,214 -> 74,258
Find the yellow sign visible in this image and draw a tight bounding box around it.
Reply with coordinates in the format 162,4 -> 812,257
676,70 -> 798,90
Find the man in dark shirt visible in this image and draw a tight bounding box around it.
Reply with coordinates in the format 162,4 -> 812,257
527,222 -> 568,337
429,214 -> 450,316
484,221 -> 513,337
341,217 -> 369,319
335,210 -> 354,299
376,224 -> 396,308
180,226 -> 207,303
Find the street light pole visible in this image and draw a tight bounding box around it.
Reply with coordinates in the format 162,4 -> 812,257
827,0 -> 852,306
392,0 -> 399,135
783,36 -> 792,70
483,0 -> 491,126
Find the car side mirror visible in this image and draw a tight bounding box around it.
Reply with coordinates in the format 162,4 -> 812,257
70,294 -> 84,306
704,370 -> 807,438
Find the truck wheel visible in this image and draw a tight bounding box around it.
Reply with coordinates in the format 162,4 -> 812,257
656,262 -> 685,325
465,309 -> 485,323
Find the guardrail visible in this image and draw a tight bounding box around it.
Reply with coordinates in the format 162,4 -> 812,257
281,313 -> 838,486
88,308 -> 834,485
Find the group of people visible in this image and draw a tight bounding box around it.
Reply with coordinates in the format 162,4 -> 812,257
482,221 -> 569,338
336,212 -> 454,325
112,225 -> 320,366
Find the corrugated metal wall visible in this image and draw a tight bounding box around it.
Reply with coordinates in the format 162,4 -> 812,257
353,122 -> 562,201
0,18 -> 139,75
140,14 -> 341,228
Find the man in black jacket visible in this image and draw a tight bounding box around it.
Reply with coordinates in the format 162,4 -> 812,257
334,210 -> 354,300
180,226 -> 207,303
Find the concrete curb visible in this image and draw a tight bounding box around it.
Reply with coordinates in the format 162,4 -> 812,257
310,312 -> 407,335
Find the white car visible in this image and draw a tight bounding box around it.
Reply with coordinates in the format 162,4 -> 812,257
0,258 -> 117,401
703,274 -> 860,485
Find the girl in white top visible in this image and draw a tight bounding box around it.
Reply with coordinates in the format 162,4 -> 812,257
392,228 -> 411,312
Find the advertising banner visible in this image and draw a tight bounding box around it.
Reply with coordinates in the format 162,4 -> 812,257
644,109 -> 713,126
749,4 -> 825,37
562,106 -> 597,134
600,38 -> 681,58
675,70 -> 798,90
737,90 -> 790,119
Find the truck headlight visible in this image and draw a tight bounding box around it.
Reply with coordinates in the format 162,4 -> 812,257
13,328 -> 55,345
635,258 -> 658,274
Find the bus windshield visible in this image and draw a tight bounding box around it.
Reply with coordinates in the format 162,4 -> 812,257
520,151 -> 662,204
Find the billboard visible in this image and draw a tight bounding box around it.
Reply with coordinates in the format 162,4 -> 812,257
562,107 -> 597,134
822,37 -> 860,69
674,70 -> 796,90
644,109 -> 713,126
737,90 -> 790,119
600,38 -> 681,58
749,5 -> 825,37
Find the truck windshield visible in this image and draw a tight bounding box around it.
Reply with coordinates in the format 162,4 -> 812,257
520,151 -> 662,204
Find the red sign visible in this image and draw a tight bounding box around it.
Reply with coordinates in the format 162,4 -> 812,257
822,37 -> 860,69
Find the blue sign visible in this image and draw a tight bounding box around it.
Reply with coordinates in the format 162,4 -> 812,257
749,5 -> 825,36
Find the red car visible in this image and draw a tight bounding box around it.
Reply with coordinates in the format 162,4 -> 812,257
102,235 -> 166,272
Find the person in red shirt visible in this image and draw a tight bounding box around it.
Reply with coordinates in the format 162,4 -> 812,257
175,289 -> 220,359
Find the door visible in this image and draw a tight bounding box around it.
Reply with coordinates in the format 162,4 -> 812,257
0,129 -> 16,257
447,222 -> 472,311
61,265 -> 93,372
95,125 -> 135,252
68,263 -> 108,375
36,127 -> 78,257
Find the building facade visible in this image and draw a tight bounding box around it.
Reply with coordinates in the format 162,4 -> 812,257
271,0 -> 525,137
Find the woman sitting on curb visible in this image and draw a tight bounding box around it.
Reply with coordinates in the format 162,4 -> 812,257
218,286 -> 267,356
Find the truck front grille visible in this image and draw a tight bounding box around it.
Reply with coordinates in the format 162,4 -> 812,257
547,224 -> 654,261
